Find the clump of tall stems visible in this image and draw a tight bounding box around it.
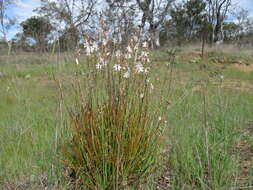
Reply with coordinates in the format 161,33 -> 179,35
61,21 -> 170,190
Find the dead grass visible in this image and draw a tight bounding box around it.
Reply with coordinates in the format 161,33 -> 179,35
234,124 -> 253,189
231,64 -> 253,72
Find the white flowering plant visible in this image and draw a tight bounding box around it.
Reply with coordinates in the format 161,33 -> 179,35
61,19 -> 171,190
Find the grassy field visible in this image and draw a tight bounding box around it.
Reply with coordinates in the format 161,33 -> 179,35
0,46 -> 252,189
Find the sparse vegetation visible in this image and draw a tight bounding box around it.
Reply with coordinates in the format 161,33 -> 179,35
1,45 -> 253,189
1,0 -> 253,189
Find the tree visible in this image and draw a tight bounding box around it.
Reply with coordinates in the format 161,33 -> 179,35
103,0 -> 138,44
184,0 -> 206,39
231,8 -> 253,47
36,0 -> 97,50
232,8 -> 252,37
223,22 -> 239,41
0,0 -> 15,41
169,0 -> 206,45
170,3 -> 189,45
0,0 -> 16,54
206,0 -> 232,44
136,0 -> 175,48
21,16 -> 53,52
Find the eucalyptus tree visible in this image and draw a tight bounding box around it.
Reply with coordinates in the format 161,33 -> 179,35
136,0 -> 175,48
170,0 -> 206,44
21,16 -> 53,52
206,0 -> 232,44
36,0 -> 97,50
103,0 -> 138,45
0,0 -> 16,53
0,0 -> 16,41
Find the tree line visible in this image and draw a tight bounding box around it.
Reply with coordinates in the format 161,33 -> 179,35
0,0 -> 253,53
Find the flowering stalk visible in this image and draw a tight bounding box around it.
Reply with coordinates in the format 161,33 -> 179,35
61,19 -> 169,190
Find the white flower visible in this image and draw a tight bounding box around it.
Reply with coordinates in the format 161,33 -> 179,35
123,71 -> 130,78
113,38 -> 117,44
75,58 -> 79,65
115,50 -> 121,58
133,35 -> 138,42
124,53 -> 132,59
86,46 -> 92,55
113,64 -> 121,71
140,93 -> 144,98
141,51 -> 148,57
96,63 -> 102,70
158,116 -> 162,121
92,42 -> 98,51
99,57 -> 107,66
142,41 -> 148,48
134,44 -> 138,50
135,62 -> 144,73
144,67 -> 150,74
150,83 -> 154,90
102,39 -> 108,46
84,41 -> 97,55
146,78 -> 153,89
127,46 -> 132,53
220,75 -> 224,80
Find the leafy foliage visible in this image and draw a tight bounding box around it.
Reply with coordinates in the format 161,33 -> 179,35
21,16 -> 53,51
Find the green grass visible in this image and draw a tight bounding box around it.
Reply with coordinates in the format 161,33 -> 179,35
224,68 -> 253,81
166,86 -> 253,189
0,48 -> 252,189
0,78 -> 60,183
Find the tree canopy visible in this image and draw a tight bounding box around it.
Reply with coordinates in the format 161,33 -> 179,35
21,16 -> 53,52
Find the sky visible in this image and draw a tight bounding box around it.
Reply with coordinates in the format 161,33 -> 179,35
5,0 -> 253,40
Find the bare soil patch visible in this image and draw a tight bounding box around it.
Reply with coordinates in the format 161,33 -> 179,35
232,64 -> 253,72
234,124 -> 253,189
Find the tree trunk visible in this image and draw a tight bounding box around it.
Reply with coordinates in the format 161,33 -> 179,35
214,22 -> 224,44
153,29 -> 160,48
149,26 -> 160,49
